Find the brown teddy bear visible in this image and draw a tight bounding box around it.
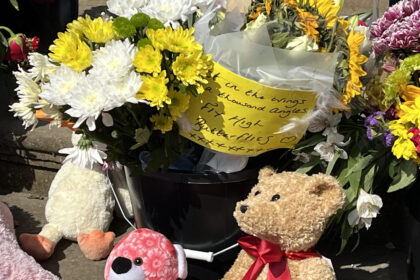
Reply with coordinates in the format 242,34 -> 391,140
222,167 -> 345,280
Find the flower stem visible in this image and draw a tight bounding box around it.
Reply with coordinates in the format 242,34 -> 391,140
0,26 -> 15,37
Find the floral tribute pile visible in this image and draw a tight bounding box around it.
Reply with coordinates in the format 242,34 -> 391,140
8,0 -> 420,251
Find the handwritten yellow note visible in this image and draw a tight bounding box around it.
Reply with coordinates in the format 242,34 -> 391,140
179,63 -> 318,156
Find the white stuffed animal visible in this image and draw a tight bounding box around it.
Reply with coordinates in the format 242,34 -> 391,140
19,134 -> 133,261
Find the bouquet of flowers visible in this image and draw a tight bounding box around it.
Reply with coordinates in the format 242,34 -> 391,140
9,8 -> 213,171
288,0 -> 419,251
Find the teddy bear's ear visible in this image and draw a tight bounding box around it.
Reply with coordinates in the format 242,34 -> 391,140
258,166 -> 276,180
307,173 -> 345,217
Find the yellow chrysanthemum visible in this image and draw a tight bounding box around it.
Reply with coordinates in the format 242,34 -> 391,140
168,87 -> 191,118
172,51 -> 212,93
297,8 -> 319,42
136,71 -> 170,108
392,137 -> 418,161
150,113 -> 174,133
389,120 -> 417,161
398,97 -> 420,127
133,45 -> 162,75
341,30 -> 368,105
49,31 -> 92,72
146,27 -> 170,51
66,16 -> 87,37
305,0 -> 340,29
167,26 -> 202,53
81,15 -> 115,43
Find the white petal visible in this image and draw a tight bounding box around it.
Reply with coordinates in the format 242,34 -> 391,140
347,209 -> 360,227
86,116 -> 97,131
102,112 -> 114,127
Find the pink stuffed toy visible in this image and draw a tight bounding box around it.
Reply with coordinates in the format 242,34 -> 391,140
105,228 -> 188,280
0,201 -> 59,280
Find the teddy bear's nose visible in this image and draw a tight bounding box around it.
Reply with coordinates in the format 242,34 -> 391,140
112,257 -> 132,275
240,205 -> 248,213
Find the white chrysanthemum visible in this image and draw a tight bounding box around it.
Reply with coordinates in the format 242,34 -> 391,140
106,0 -> 148,18
65,76 -> 110,131
9,102 -> 38,130
13,68 -> 41,105
90,39 -> 137,80
27,53 -> 57,82
9,68 -> 41,130
39,65 -> 85,106
59,142 -> 107,169
105,71 -> 145,110
142,0 -> 197,26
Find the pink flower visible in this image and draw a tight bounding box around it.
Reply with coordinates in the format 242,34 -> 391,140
371,0 -> 420,55
408,128 -> 420,155
7,35 -> 28,61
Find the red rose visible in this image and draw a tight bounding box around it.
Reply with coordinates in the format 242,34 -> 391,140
28,36 -> 40,51
8,35 -> 28,61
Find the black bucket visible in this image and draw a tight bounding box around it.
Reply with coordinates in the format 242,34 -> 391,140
125,168 -> 258,279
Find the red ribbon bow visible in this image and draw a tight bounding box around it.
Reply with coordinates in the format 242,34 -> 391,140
238,236 -> 319,280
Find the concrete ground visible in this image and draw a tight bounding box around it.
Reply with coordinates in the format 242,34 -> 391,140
1,0 -> 410,279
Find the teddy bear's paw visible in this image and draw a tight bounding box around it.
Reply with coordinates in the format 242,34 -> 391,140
77,229 -> 115,261
19,233 -> 54,261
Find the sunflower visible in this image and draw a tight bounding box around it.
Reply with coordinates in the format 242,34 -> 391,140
150,113 -> 174,133
133,45 -> 162,75
306,0 -> 340,29
49,31 -> 92,72
136,71 -> 170,108
82,15 -> 115,43
172,51 -> 212,93
296,8 -> 320,42
341,30 -> 368,105
168,87 -> 191,118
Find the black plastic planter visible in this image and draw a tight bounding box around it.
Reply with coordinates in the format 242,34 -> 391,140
124,167 -> 258,279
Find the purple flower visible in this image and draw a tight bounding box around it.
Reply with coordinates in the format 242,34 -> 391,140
365,112 -> 385,127
385,107 -> 398,121
383,132 -> 394,147
367,127 -> 374,140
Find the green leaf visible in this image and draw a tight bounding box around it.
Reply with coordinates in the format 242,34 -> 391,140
362,163 -> 377,192
388,158 -> 399,178
388,160 -> 418,192
344,170 -> 362,203
295,157 -> 320,174
326,152 -> 340,175
0,32 -> 7,47
343,154 -> 374,177
9,0 -> 19,10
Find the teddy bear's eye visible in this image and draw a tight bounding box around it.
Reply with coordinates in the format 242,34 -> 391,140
255,190 -> 261,196
271,194 -> 281,201
134,257 -> 143,266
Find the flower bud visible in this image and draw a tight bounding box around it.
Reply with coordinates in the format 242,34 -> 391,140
8,34 -> 28,61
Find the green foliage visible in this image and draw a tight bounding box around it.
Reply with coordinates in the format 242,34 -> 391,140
388,160 -> 417,192
9,0 -> 19,10
113,17 -> 136,38
136,38 -> 152,49
147,19 -> 164,30
131,13 -> 150,28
